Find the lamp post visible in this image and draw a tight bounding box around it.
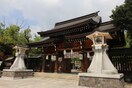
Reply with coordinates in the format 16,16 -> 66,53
78,31 -> 124,88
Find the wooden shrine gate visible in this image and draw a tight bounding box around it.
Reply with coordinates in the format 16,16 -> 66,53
108,48 -> 132,82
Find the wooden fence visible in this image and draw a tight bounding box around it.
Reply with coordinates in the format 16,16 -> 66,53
108,48 -> 132,73
108,48 -> 132,82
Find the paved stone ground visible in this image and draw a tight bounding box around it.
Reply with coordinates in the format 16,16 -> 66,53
0,72 -> 131,88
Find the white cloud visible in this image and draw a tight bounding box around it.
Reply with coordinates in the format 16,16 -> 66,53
41,0 -> 62,6
30,25 -> 43,36
81,0 -> 124,21
0,0 -> 14,16
0,0 -> 125,35
11,0 -> 63,30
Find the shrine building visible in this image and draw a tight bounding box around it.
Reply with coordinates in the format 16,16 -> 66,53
27,12 -> 125,73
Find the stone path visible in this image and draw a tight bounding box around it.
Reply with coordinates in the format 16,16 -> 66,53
0,72 -> 131,88
0,77 -> 87,88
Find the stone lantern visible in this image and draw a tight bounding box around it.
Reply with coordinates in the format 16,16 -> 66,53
10,45 -> 29,70
78,31 -> 124,88
2,45 -> 34,79
86,31 -> 118,74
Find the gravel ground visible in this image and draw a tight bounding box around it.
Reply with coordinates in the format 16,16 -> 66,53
0,77 -> 88,88
0,72 -> 131,88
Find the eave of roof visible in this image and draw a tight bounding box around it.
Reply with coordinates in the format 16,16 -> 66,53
65,21 -> 119,40
38,12 -> 100,37
27,38 -> 58,47
55,11 -> 99,27
28,43 -> 53,47
95,21 -> 120,32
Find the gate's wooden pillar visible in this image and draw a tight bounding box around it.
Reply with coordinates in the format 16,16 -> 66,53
41,54 -> 46,72
81,53 -> 85,72
84,53 -> 90,72
54,54 -> 59,73
41,46 -> 46,72
61,57 -> 65,72
81,53 -> 90,72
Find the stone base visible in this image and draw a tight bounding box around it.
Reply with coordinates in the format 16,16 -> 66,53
1,69 -> 34,79
78,73 -> 124,88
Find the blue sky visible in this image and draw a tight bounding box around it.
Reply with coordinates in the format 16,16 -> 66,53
0,0 -> 124,36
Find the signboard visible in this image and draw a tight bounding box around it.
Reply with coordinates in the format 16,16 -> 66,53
64,52 -> 82,59
64,52 -> 71,58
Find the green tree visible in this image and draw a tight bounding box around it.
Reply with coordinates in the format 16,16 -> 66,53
18,28 -> 32,45
4,25 -> 20,44
0,23 -> 5,43
33,34 -> 42,42
0,43 -> 13,59
0,21 -> 43,58
23,28 -> 31,43
0,23 -> 33,57
110,0 -> 132,47
0,24 -> 32,45
28,34 -> 42,57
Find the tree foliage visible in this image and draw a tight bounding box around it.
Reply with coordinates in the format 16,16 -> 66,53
110,0 -> 132,47
0,24 -> 32,45
32,34 -> 42,42
28,34 -> 43,57
4,25 -> 20,44
0,23 -> 41,57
